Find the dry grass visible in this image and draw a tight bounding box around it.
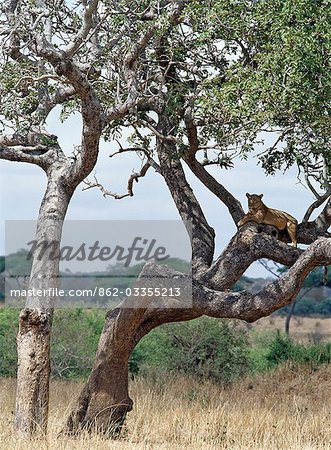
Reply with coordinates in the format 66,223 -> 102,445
247,316 -> 331,343
0,364 -> 330,450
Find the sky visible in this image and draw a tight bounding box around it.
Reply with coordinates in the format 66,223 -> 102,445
0,109 -> 322,278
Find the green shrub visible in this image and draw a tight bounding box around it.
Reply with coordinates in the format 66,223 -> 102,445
135,317 -> 250,383
1,309 -> 330,381
262,330 -> 331,369
51,308 -> 105,378
0,308 -> 19,377
265,331 -> 295,365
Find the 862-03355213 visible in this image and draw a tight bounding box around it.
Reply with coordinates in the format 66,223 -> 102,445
95,287 -> 182,297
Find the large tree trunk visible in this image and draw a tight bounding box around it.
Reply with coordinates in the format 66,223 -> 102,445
64,307 -> 148,435
14,173 -> 73,437
63,263 -> 179,434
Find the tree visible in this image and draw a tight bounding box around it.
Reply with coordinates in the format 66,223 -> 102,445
0,0 -> 330,438
0,0 -> 191,437
64,0 -> 331,435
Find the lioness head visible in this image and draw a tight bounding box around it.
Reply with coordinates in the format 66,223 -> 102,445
246,193 -> 263,209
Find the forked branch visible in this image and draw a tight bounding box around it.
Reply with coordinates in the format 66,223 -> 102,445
82,162 -> 152,199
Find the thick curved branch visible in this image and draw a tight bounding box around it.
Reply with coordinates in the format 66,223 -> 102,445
200,223 -> 303,290
0,144 -> 47,166
64,0 -> 100,57
33,39 -> 103,184
201,237 -> 331,322
134,237 -> 330,343
0,132 -> 64,169
35,86 -> 77,122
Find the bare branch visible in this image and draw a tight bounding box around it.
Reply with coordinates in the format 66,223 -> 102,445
109,146 -> 161,173
14,74 -> 65,90
135,119 -> 177,143
305,172 -> 321,199
64,0 -> 100,57
303,189 -> 331,222
82,162 -> 152,199
186,156 -> 244,225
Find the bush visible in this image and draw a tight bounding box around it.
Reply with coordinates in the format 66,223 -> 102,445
51,308 -> 105,378
135,317 -> 250,383
265,331 -> 295,365
0,309 -> 330,381
263,330 -> 331,369
0,308 -> 106,378
0,308 -> 19,377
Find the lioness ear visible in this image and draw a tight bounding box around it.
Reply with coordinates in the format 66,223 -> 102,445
259,194 -> 263,199
246,193 -> 250,198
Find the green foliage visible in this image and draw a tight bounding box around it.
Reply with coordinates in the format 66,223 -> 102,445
0,308 -> 106,378
0,310 -> 330,380
51,308 -> 105,378
265,330 -> 296,364
135,318 -> 251,382
264,330 -> 331,368
0,308 -> 19,377
189,0 -> 330,185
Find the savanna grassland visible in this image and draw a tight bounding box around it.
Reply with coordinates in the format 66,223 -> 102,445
250,316 -> 331,343
0,363 -> 330,450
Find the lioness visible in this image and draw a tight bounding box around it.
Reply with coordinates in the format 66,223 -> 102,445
238,193 -> 298,247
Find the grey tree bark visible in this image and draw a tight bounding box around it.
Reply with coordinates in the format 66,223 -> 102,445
14,158 -> 75,435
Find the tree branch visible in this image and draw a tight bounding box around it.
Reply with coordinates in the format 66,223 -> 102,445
157,115 -> 215,275
0,144 -> 48,166
183,114 -> 244,224
82,162 -> 152,199
134,237 -> 330,343
186,155 -> 244,224
200,223 -> 303,290
316,196 -> 331,232
296,196 -> 331,244
64,0 -> 100,57
303,191 -> 331,223
0,132 -> 63,168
